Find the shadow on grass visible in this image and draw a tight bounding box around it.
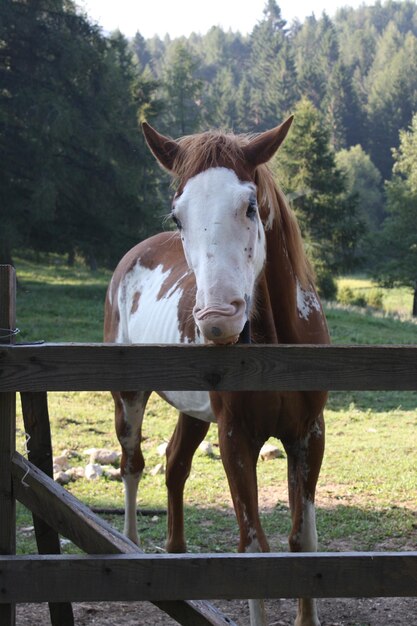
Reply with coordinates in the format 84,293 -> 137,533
327,390 -> 417,412
16,281 -> 108,342
16,498 -> 416,558
100,502 -> 416,554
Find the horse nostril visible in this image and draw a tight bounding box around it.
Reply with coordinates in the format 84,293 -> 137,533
230,299 -> 246,316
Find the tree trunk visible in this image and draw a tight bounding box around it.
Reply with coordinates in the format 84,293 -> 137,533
67,249 -> 75,267
0,240 -> 14,267
87,253 -> 98,272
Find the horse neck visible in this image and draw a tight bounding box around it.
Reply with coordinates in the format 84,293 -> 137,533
258,220 -> 330,345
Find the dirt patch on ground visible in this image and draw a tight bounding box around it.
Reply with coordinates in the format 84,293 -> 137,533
15,596 -> 417,625
14,484 -> 417,625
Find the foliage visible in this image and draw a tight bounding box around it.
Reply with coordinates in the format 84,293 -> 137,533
371,113 -> 417,316
335,145 -> 384,229
337,276 -> 414,318
4,0 -> 417,275
272,98 -> 363,275
0,0 -> 163,268
315,266 -> 338,301
337,285 -> 367,308
337,284 -> 384,309
247,0 -> 298,130
160,41 -> 202,136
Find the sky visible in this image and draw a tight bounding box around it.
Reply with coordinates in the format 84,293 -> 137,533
78,0 -> 375,39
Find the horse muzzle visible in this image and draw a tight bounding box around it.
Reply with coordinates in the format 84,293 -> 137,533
194,300 -> 247,345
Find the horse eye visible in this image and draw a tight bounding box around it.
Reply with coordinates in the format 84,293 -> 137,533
172,213 -> 182,230
246,201 -> 257,220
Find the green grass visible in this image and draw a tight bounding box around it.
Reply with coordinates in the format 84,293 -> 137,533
15,254 -> 110,342
337,275 -> 414,318
12,255 -> 417,557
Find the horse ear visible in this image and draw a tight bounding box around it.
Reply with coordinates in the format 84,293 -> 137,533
243,115 -> 294,167
142,122 -> 180,172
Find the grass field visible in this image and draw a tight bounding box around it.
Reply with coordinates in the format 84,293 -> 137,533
12,255 -> 417,557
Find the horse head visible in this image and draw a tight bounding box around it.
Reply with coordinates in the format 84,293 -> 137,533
142,118 -> 293,345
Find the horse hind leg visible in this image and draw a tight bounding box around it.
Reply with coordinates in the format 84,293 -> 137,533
165,412 -> 210,553
114,390 -> 151,545
284,414 -> 325,626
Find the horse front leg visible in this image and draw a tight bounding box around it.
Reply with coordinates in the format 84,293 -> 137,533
283,414 -> 325,626
217,408 -> 269,626
165,412 -> 210,553
114,390 -> 151,546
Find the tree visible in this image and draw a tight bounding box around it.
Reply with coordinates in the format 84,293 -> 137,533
0,0 -> 163,267
365,25 -> 417,178
372,114 -> 417,316
271,97 -> 363,294
325,60 -> 364,150
335,145 -> 384,230
160,41 -> 202,136
248,0 -> 297,129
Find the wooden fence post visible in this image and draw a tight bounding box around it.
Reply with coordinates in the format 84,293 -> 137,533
20,392 -> 75,625
0,265 -> 17,625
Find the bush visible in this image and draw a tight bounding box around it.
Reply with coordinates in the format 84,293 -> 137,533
366,288 -> 384,309
337,285 -> 384,309
316,268 -> 338,300
337,285 -> 367,307
337,286 -> 355,305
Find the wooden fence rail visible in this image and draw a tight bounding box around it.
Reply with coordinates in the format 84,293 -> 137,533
1,343 -> 417,392
1,552 -> 417,603
0,265 -> 416,626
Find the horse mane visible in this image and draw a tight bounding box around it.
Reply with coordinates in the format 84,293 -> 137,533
173,130 -> 314,288
255,163 -> 314,288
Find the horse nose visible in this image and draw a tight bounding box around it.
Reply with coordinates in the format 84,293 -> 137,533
193,298 -> 247,343
194,298 -> 246,321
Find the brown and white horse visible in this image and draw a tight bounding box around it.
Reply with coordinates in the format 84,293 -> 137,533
104,118 -> 330,626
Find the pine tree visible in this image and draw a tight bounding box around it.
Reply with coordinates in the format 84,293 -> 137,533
0,0 -> 162,267
248,0 -> 296,129
372,113 -> 417,316
160,41 -> 202,136
365,25 -> 417,178
272,97 -> 363,293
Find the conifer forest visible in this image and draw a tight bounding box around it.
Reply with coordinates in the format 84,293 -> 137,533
1,0 -> 417,311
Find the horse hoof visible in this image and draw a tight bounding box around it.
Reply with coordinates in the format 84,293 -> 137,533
166,541 -> 187,553
294,618 -> 320,626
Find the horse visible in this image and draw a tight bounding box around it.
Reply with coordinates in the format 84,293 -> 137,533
104,117 -> 330,626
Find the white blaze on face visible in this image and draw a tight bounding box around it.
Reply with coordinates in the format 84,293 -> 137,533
172,167 -> 266,343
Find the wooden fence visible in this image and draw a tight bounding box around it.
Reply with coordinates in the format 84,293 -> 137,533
1,264 -> 416,626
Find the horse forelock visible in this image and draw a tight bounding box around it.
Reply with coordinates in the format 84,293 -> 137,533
173,130 -> 250,187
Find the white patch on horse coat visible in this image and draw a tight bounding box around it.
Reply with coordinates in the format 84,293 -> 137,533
296,280 -> 321,321
244,524 -> 267,625
299,498 -> 318,552
123,473 -> 142,544
118,263 -> 181,344
117,261 -> 215,422
245,527 -> 261,553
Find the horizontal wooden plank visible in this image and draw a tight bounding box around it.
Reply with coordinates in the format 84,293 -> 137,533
0,552 -> 416,603
0,344 -> 417,392
11,453 -> 236,626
